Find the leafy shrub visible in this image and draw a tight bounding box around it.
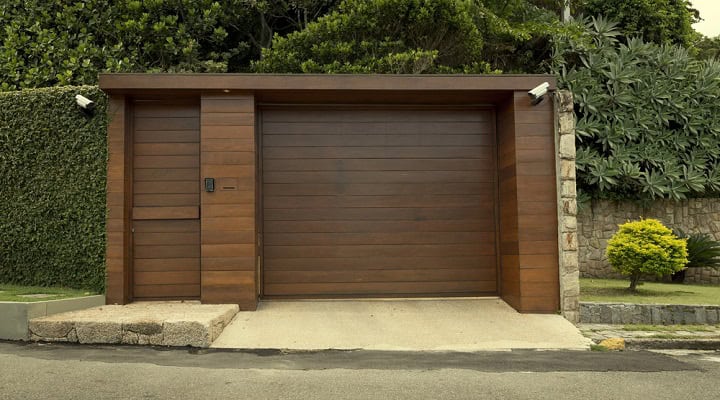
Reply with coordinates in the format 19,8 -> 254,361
0,86 -> 107,291
551,17 -> 720,201
0,0 -> 257,90
606,218 -> 688,290
674,229 -> 720,270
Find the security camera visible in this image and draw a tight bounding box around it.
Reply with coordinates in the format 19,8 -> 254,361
528,82 -> 550,105
75,94 -> 95,110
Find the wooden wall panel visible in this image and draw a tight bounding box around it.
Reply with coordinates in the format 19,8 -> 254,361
512,91 -> 559,313
106,95 -> 131,304
496,97 -> 520,310
200,93 -> 258,310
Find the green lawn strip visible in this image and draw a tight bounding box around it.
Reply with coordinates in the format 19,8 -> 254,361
580,278 -> 720,305
0,284 -> 94,302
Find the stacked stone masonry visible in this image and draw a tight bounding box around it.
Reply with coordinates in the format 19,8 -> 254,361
578,199 -> 720,284
580,302 -> 720,325
556,90 -> 580,323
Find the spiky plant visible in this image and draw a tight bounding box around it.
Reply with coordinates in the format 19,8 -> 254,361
675,229 -> 720,270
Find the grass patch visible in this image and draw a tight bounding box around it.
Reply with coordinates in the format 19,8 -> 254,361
0,284 -> 94,302
621,325 -> 716,332
580,278 -> 720,305
590,344 -> 610,352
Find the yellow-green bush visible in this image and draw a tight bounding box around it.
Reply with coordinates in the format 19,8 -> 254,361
606,218 -> 688,290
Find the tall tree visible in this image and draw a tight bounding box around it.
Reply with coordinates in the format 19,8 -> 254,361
253,0 -> 492,74
574,0 -> 700,47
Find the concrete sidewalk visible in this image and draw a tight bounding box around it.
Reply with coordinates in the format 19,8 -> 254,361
212,298 -> 591,351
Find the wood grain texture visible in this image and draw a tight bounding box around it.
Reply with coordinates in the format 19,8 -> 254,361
131,98 -> 201,300
513,92 -> 558,313
105,94 -> 131,304
99,73 -> 557,92
262,106 -> 497,298
496,96 -> 521,310
200,93 -> 258,309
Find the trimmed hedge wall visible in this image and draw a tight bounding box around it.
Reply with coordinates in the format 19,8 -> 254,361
0,86 -> 107,291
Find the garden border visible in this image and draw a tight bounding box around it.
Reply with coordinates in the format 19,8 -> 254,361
580,301 -> 720,325
0,295 -> 105,340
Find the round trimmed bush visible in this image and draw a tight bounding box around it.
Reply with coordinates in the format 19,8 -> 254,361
606,218 -> 688,291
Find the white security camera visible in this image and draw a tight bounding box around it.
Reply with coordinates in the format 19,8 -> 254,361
528,82 -> 550,104
75,94 -> 96,110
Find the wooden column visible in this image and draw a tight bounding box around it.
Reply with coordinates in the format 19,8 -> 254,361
106,95 -> 132,304
497,96 -> 520,310
200,93 -> 258,310
512,91 -> 559,312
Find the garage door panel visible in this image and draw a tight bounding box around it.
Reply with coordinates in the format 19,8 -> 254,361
262,107 -> 497,297
265,256 -> 496,271
263,134 -> 493,147
266,268 -> 497,284
264,281 -> 497,297
263,183 -> 491,196
264,158 -> 492,172
264,232 -> 494,245
264,207 -> 493,221
263,171 -> 493,184
264,195 -> 491,209
263,121 -> 491,135
264,243 -> 495,258
264,220 -> 494,233
264,146 -> 491,159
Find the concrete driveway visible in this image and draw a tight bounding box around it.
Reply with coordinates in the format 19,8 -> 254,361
211,298 -> 591,351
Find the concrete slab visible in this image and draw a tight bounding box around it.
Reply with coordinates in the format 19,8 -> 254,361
29,302 -> 238,347
211,298 -> 592,351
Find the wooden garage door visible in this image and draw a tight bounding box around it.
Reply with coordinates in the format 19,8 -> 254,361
262,106 -> 497,297
132,99 -> 201,300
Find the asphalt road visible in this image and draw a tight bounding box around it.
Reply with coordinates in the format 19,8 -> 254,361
0,342 -> 718,399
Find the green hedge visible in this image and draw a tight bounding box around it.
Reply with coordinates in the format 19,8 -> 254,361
0,86 -> 107,291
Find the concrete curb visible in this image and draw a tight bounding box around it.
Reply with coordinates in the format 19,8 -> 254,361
624,339 -> 720,351
0,296 -> 105,340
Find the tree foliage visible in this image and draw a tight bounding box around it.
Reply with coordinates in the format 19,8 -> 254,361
0,0 -> 260,91
574,0 -> 699,47
551,17 -> 720,201
695,35 -> 720,61
253,0 -> 575,73
253,0 -> 492,73
606,219 -> 688,291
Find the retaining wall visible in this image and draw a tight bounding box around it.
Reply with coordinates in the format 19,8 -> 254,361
578,198 -> 720,284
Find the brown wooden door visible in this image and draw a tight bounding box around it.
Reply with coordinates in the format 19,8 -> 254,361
132,99 -> 201,300
262,106 -> 498,297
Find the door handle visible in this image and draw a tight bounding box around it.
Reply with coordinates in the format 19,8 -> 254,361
204,178 -> 215,192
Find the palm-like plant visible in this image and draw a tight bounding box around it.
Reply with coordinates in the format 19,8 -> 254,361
672,229 -> 720,283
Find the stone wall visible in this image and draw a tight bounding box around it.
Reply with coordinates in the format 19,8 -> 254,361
556,90 -> 580,323
578,198 -> 720,284
580,302 -> 720,325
